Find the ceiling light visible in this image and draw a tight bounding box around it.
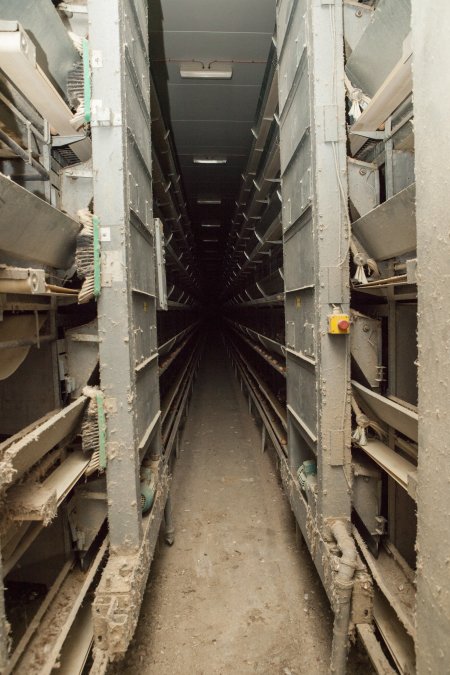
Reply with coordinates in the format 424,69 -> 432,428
193,157 -> 227,165
180,62 -> 233,80
203,239 -> 219,243
201,223 -> 221,228
197,198 -> 222,205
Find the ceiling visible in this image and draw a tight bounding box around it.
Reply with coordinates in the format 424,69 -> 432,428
149,0 -> 276,295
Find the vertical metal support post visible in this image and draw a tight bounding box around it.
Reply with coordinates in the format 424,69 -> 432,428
90,7 -> 167,658
50,297 -> 62,410
384,117 -> 395,201
89,0 -> 161,554
387,294 -> 397,396
41,120 -> 52,203
308,0 -> 350,526
278,0 -> 350,528
88,0 -> 142,552
412,2 -> 450,671
164,494 -> 175,546
0,548 -> 7,670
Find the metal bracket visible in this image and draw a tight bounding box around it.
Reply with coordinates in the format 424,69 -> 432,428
91,100 -> 122,127
52,134 -> 86,147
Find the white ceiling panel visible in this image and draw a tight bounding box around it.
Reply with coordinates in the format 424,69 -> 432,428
170,120 -> 253,149
176,145 -> 249,158
167,83 -> 260,122
150,31 -> 274,62
150,0 -> 276,34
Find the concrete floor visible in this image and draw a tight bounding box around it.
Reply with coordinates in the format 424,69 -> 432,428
114,338 -> 373,674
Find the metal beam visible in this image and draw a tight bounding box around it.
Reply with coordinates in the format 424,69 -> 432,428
88,0 -> 161,553
412,1 -> 450,671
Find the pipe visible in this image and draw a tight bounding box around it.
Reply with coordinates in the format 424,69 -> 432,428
164,494 -> 175,546
0,129 -> 49,181
0,334 -> 55,350
330,521 -> 357,675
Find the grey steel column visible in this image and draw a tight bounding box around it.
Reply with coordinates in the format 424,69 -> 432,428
88,0 -> 160,553
308,0 -> 351,525
88,0 -> 142,552
278,0 -> 350,529
412,2 -> 450,671
0,548 -> 6,669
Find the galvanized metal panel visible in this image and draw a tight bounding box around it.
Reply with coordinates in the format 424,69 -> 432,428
135,359 -> 160,451
346,0 -> 411,97
284,219 -> 314,292
277,0 -> 297,54
343,1 -> 373,55
279,61 -> 310,172
285,289 -> 315,355
347,158 -> 380,221
126,0 -> 148,53
281,152 -> 312,231
352,183 -> 416,261
278,0 -> 306,114
0,174 -> 79,269
353,380 -> 418,443
287,359 -> 317,440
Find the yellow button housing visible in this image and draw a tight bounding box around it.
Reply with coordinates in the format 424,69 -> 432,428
328,314 -> 351,334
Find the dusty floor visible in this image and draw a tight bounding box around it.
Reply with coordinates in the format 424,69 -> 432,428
113,338 -> 373,675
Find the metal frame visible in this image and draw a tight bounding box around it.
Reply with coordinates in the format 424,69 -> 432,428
275,2 -> 372,672
412,1 -> 450,670
88,0 -> 166,660
277,0 -> 351,550
89,0 -> 160,549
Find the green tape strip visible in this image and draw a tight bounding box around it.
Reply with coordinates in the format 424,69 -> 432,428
82,38 -> 91,123
93,215 -> 101,299
96,393 -> 107,470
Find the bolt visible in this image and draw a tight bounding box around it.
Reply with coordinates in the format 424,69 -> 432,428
356,9 -> 363,18
359,168 -> 367,176
363,324 -> 370,332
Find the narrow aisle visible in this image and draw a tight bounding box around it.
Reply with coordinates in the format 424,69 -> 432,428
115,335 -> 369,674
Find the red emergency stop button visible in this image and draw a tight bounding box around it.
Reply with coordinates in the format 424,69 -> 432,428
328,314 -> 351,334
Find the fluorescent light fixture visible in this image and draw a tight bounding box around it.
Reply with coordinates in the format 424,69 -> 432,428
197,198 -> 222,205
193,157 -> 227,165
201,223 -> 221,228
180,62 -> 233,80
203,239 -> 219,243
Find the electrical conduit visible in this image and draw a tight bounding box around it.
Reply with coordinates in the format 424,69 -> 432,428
330,521 -> 357,674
